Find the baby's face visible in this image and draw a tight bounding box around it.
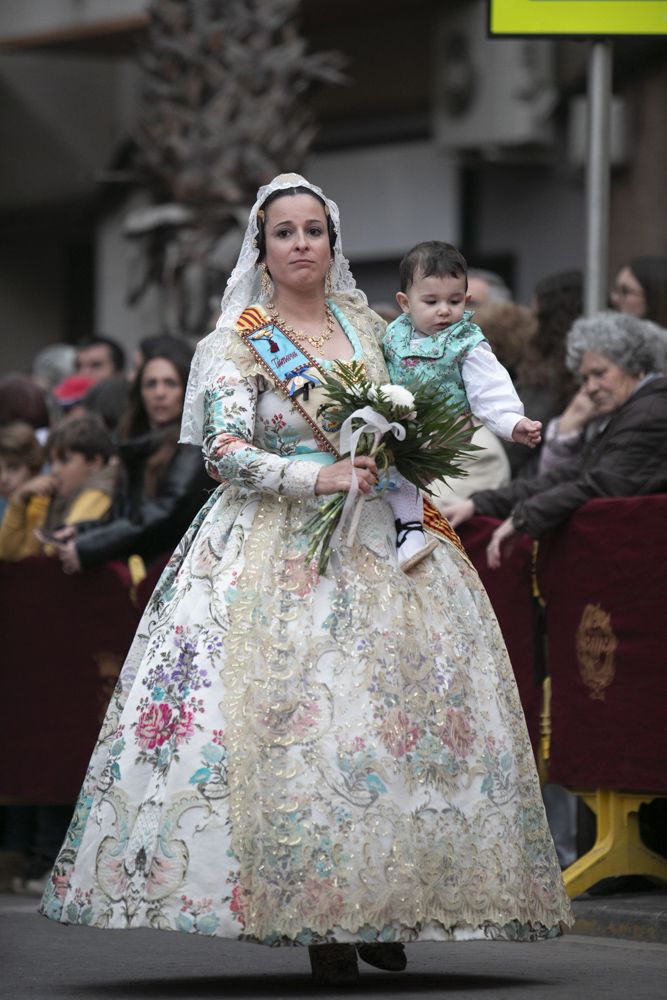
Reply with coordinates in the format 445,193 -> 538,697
0,457 -> 32,500
396,272 -> 470,337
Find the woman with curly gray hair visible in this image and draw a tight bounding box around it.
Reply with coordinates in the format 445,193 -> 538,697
440,310 -> 667,566
566,311 -> 667,389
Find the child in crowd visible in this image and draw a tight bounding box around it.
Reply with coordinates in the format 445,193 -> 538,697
0,415 -> 116,561
0,422 -> 46,558
382,241 -> 541,569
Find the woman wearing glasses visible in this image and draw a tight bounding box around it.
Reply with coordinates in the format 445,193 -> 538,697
536,256 -> 667,477
610,256 -> 667,327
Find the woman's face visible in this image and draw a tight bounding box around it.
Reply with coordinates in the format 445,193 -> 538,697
610,266 -> 647,318
263,194 -> 331,296
0,457 -> 32,499
579,350 -> 640,415
141,358 -> 184,428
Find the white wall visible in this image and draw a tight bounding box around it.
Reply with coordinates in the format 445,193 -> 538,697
0,0 -> 146,40
474,163 -> 586,305
95,191 -> 164,355
0,53 -> 140,210
306,142 -> 461,261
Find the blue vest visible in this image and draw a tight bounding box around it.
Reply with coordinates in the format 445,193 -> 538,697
383,311 -> 486,412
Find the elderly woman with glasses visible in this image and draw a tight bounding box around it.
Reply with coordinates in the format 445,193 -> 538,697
441,310 -> 667,567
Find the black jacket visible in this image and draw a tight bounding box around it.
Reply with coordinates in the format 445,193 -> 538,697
472,376 -> 667,537
76,428 -> 211,569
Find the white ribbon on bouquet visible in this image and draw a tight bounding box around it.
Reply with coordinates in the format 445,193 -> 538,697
329,405 -> 406,551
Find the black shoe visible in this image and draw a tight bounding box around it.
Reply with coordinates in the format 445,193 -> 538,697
395,519 -> 438,572
357,942 -> 407,971
309,943 -> 359,985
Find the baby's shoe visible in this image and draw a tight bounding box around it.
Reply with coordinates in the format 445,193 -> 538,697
395,519 -> 438,572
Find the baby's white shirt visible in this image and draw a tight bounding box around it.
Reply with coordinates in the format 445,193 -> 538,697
408,331 -> 524,441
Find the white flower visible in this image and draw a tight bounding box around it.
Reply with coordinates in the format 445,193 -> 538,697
378,384 -> 415,411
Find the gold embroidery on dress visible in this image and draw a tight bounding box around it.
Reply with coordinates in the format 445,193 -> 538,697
576,602 -> 617,700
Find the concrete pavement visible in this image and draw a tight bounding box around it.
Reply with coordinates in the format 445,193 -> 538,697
2,893 -> 667,1000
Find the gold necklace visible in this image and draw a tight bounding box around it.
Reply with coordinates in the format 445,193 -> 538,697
267,302 -> 335,353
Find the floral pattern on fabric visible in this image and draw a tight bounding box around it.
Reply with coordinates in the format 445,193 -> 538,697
41,296 -> 571,944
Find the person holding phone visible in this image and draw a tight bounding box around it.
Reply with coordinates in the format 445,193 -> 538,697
0,415 -> 116,561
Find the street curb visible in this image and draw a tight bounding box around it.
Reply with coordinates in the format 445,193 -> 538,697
569,893 -> 667,944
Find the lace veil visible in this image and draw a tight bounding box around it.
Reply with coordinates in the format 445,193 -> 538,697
180,172 -> 366,445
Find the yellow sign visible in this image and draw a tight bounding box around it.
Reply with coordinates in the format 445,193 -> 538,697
489,1 -> 667,36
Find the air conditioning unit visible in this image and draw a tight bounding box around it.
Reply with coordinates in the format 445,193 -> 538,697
433,0 -> 556,151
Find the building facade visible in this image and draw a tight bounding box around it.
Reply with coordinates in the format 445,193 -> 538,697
0,0 -> 665,369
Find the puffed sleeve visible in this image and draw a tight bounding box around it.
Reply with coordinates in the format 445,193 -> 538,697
202,361 -> 323,500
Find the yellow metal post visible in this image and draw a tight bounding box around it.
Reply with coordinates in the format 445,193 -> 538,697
563,789 -> 667,897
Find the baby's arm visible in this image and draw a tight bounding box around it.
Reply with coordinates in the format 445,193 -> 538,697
462,344 -> 539,444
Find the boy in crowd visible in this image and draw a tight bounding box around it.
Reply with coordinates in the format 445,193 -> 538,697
382,241 -> 541,569
0,415 -> 116,560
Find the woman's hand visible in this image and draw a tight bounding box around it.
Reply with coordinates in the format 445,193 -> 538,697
438,498 -> 475,528
36,528 -> 82,573
511,418 -> 542,448
557,386 -> 597,434
315,456 -> 378,496
486,517 -> 516,569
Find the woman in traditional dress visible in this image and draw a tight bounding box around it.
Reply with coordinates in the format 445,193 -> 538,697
41,173 -> 571,983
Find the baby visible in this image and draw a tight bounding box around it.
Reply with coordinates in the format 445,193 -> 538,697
382,241 -> 541,569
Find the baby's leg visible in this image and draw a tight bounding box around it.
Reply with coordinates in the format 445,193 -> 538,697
384,468 -> 438,571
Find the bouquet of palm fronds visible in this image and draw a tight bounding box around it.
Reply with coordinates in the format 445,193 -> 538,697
305,360 -> 478,573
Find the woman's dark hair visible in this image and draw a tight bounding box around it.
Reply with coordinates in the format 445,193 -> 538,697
47,414 -> 115,464
0,373 -> 50,430
627,256 -> 667,327
84,375 -> 130,432
117,343 -> 193,497
118,343 -> 193,440
255,186 -> 337,263
517,270 -> 584,408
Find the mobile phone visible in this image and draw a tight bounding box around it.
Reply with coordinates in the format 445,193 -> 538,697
35,528 -> 60,544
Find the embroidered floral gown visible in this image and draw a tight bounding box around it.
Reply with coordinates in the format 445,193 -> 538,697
41,295 -> 572,943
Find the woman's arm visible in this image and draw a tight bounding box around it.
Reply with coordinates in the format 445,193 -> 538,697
202,366 -> 324,500
73,445 -> 210,570
204,364 -> 378,499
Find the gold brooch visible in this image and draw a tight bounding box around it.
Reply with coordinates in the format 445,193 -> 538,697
576,603 -> 617,700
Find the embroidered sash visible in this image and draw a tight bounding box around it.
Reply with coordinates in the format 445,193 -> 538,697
236,306 -> 342,458
235,305 -> 466,556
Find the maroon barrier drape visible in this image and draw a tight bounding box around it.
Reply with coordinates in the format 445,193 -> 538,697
537,495 -> 667,792
0,556 -> 166,803
458,518 -> 541,750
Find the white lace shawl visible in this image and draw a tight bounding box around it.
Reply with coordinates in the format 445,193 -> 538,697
180,172 -> 366,445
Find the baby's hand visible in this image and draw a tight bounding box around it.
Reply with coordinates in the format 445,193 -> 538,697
512,418 -> 542,448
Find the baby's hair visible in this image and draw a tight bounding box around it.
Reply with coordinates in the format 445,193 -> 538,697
255,186 -> 337,263
47,414 -> 115,464
0,421 -> 44,475
399,241 -> 468,293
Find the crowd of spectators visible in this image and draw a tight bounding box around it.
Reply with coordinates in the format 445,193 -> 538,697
1,256 -> 666,893
0,334 -> 210,578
